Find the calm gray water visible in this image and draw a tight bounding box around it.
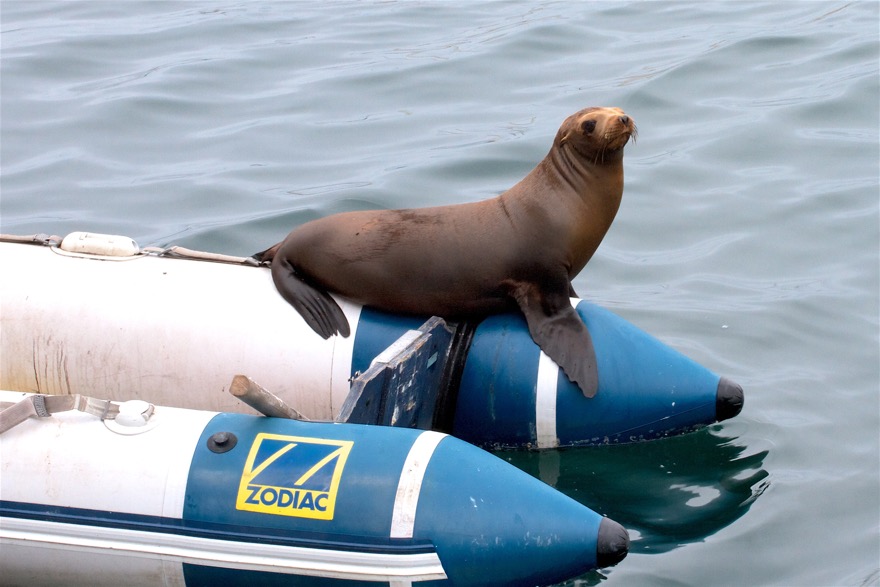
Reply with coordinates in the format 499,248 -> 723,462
2,2 -> 878,585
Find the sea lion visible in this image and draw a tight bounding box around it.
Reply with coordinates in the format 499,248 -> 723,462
258,106 -> 636,397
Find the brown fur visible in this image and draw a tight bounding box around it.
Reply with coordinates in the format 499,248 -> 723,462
261,107 -> 636,396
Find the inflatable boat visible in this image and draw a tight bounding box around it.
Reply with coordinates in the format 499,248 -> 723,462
0,390 -> 628,586
0,233 -> 743,448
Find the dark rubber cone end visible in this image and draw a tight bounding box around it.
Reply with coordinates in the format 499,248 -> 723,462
716,376 -> 744,421
596,517 -> 629,568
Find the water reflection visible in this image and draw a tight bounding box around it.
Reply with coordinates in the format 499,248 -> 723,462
502,427 -> 769,557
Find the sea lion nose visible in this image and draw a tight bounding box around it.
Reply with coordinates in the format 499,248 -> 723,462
619,115 -> 630,125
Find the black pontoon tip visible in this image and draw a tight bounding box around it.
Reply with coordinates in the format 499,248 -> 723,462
596,517 -> 629,568
715,376 -> 744,421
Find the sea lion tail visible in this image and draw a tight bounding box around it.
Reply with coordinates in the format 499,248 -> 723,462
270,257 -> 351,339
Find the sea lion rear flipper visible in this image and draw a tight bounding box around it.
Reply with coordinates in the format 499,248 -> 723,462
270,257 -> 351,339
508,282 -> 598,398
252,242 -> 281,264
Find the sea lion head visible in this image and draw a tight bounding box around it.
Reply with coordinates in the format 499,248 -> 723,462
556,107 -> 637,162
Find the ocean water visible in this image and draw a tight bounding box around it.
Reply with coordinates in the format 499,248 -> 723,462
1,2 -> 878,586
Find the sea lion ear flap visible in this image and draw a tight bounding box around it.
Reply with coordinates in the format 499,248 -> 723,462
558,128 -> 572,146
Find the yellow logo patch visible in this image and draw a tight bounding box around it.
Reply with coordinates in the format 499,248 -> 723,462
236,433 -> 353,520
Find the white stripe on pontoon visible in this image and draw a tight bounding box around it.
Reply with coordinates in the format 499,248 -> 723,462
390,431 -> 446,539
535,351 -> 559,449
534,298 -> 582,449
0,516 -> 446,581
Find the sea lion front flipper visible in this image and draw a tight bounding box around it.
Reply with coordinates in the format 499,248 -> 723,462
508,282 -> 599,398
270,257 -> 351,339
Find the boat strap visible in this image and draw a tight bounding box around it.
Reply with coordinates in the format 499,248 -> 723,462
0,233 -> 260,266
0,394 -> 120,434
145,245 -> 261,266
0,233 -> 63,246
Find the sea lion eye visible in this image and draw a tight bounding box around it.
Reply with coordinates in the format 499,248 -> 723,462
581,120 -> 596,134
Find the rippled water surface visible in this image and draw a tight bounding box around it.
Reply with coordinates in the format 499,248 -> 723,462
2,2 -> 878,586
